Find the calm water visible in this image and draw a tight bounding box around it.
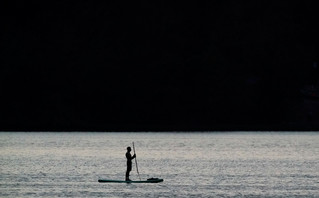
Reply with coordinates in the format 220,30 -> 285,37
1,132 -> 319,197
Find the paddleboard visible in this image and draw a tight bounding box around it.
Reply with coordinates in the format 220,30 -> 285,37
98,178 -> 163,183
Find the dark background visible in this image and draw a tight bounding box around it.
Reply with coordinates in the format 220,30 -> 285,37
1,1 -> 319,131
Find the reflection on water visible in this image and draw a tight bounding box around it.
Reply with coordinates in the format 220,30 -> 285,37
1,132 -> 319,197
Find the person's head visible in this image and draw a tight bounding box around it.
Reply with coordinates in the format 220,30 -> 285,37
127,147 -> 131,152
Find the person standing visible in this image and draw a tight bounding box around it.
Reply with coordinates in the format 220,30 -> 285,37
125,146 -> 136,181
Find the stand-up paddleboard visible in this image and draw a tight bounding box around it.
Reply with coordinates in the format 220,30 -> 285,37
98,178 -> 163,183
99,143 -> 163,184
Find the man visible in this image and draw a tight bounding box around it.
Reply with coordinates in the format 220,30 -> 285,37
125,146 -> 136,181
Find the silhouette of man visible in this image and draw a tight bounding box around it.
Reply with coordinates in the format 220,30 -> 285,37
125,146 -> 136,181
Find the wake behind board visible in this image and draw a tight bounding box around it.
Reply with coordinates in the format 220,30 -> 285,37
98,178 -> 163,183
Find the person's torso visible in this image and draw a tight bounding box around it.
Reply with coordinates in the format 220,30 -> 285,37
126,152 -> 132,162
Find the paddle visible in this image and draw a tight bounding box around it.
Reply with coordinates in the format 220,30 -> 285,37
132,142 -> 141,181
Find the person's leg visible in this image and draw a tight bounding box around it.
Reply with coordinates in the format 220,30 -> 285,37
126,164 -> 132,181
125,172 -> 129,180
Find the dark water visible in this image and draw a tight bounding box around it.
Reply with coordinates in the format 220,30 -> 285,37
1,132 -> 318,197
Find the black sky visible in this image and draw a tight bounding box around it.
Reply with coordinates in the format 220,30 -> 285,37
1,1 -> 318,131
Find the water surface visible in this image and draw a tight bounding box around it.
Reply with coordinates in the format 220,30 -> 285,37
1,132 -> 318,197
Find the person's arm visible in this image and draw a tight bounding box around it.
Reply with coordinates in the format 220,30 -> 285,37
132,154 -> 136,159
